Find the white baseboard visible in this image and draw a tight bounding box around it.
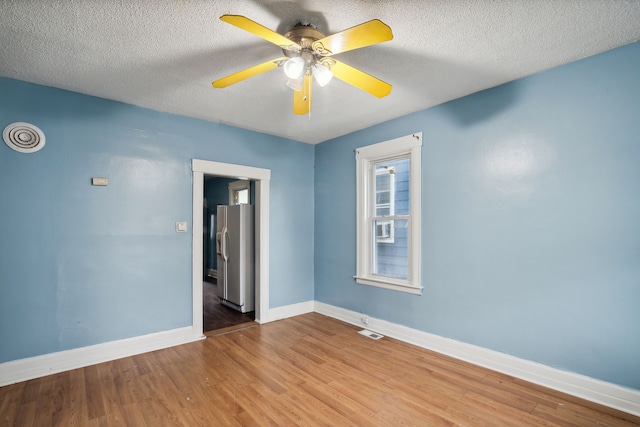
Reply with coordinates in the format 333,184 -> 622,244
0,326 -> 204,387
314,301 -> 640,417
264,300 -> 314,323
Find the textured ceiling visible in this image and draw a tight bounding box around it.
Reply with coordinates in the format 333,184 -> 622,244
2,1 -> 640,144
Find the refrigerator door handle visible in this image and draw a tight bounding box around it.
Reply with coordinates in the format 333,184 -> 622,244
223,228 -> 230,262
216,231 -> 223,255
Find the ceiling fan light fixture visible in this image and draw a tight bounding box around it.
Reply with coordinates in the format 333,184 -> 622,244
211,15 -> 394,115
283,57 -> 305,79
313,63 -> 333,87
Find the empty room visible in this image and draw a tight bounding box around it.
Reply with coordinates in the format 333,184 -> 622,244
1,1 -> 639,425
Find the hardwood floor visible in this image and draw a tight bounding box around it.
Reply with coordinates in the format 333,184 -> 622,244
1,313 -> 638,426
203,279 -> 255,333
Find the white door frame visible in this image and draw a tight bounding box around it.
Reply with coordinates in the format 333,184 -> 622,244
192,159 -> 270,336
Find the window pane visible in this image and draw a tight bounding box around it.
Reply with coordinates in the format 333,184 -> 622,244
376,206 -> 391,216
376,173 -> 390,191
372,219 -> 408,279
238,189 -> 249,204
235,188 -> 249,205
374,158 -> 410,216
376,192 -> 390,205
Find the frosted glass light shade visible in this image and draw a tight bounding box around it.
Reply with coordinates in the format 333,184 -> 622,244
283,57 -> 305,79
313,63 -> 333,87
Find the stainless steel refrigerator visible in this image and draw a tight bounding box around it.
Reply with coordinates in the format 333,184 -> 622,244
216,204 -> 255,313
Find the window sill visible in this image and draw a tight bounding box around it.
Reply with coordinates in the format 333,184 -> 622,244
354,276 -> 422,295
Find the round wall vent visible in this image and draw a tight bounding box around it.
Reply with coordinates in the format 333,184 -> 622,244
3,122 -> 46,153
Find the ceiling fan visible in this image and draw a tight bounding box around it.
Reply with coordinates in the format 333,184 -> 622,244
212,15 -> 393,115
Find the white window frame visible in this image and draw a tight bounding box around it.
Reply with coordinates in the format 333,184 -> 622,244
355,133 -> 422,295
228,179 -> 250,205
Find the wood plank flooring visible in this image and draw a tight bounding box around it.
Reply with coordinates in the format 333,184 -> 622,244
1,313 -> 639,426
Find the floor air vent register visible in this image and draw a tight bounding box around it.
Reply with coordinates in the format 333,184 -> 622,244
358,329 -> 384,340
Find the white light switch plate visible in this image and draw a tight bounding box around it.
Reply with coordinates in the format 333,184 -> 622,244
176,221 -> 188,232
92,177 -> 108,186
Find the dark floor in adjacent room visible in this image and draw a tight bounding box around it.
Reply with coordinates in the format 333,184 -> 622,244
203,279 -> 255,334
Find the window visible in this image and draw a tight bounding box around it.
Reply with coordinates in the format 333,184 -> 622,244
228,180 -> 250,205
355,133 -> 422,294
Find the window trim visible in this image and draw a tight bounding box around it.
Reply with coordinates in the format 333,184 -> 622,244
228,179 -> 250,205
355,133 -> 422,294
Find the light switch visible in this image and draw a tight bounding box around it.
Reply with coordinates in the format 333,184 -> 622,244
176,221 -> 188,232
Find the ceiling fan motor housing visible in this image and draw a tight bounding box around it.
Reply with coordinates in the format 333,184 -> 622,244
283,24 -> 327,64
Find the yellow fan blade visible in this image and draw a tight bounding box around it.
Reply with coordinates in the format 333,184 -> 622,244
212,57 -> 287,88
329,60 -> 392,98
312,19 -> 392,56
293,75 -> 312,115
220,15 -> 300,51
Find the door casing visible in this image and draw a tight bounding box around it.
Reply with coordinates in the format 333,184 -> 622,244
192,159 -> 270,336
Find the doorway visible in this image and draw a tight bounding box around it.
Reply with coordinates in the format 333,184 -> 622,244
202,177 -> 255,333
191,159 -> 270,338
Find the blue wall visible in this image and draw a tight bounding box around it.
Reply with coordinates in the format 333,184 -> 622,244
0,78 -> 315,363
315,41 -> 640,390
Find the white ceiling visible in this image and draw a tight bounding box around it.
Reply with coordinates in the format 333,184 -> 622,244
2,1 -> 639,144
